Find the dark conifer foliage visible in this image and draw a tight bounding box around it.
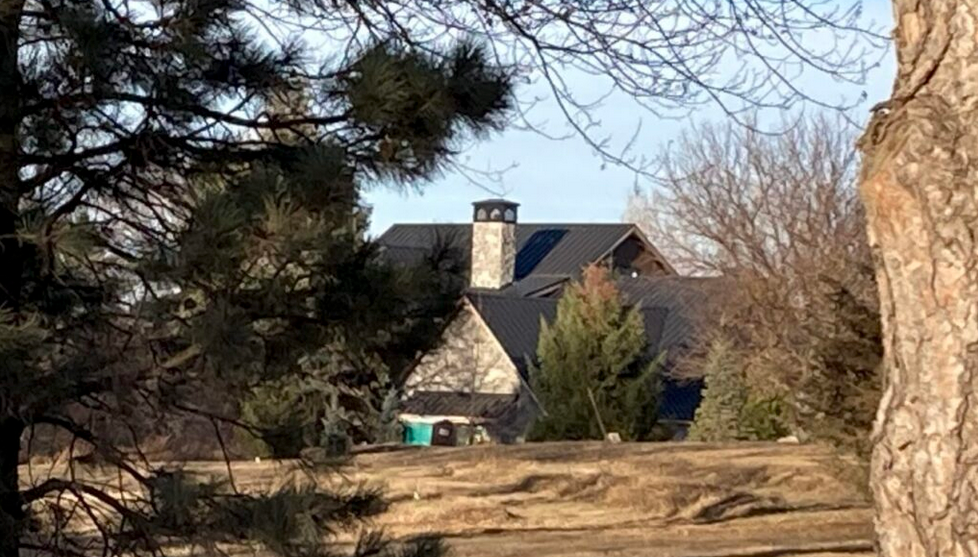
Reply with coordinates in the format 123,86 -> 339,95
0,0 -> 510,555
528,265 -> 662,442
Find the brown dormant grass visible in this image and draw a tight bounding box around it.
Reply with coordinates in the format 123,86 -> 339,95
24,442 -> 874,557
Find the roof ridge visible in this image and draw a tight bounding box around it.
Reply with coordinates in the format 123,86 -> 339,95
618,275 -> 726,283
470,291 -> 670,312
466,291 -> 558,303
386,222 -> 635,227
386,222 -> 469,226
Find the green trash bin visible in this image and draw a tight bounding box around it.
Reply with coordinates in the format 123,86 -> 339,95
403,422 -> 433,446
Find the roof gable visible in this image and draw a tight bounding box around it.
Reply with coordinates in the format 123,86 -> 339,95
465,293 -> 556,376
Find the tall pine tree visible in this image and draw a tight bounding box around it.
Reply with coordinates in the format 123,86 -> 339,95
0,1 -> 509,555
529,265 -> 661,442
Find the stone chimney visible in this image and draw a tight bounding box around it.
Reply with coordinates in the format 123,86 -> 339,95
470,199 -> 519,289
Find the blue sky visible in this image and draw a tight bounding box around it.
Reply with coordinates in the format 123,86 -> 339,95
362,1 -> 897,236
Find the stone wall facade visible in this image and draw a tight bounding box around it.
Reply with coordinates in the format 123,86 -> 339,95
406,302 -> 520,395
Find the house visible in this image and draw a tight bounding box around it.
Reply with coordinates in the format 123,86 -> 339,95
378,199 -> 714,444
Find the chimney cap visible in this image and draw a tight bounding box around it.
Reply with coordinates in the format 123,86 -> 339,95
473,199 -> 519,223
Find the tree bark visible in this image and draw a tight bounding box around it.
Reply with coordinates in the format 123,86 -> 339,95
858,2 -> 978,555
0,420 -> 23,557
0,0 -> 23,295
0,1 -> 25,555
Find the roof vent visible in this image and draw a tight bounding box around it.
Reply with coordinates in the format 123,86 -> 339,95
472,199 -> 519,223
470,199 -> 519,289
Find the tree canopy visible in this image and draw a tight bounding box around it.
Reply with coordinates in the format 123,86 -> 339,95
0,0 -> 901,554
627,113 -> 880,452
0,1 -> 511,555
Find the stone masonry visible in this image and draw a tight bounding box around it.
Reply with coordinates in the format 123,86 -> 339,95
470,221 -> 516,289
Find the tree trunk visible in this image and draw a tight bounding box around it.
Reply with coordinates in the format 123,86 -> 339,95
0,1 -> 25,555
858,2 -> 978,555
0,419 -> 23,557
0,0 -> 23,272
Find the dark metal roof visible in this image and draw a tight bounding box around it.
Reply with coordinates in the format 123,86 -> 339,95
514,229 -> 568,279
377,223 -> 636,279
377,244 -> 431,266
465,292 -> 670,376
463,283 -> 715,421
466,293 -> 557,376
401,391 -> 518,420
616,276 -> 726,354
402,286 -> 709,422
493,275 -> 568,297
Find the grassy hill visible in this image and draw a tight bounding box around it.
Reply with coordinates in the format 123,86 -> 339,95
184,442 -> 874,557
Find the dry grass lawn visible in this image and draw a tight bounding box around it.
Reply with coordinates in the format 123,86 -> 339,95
170,442 -> 874,557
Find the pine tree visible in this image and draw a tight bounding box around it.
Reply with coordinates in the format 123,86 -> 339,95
529,265 -> 661,441
0,2 -> 510,555
688,338 -> 792,442
687,338 -> 749,442
797,284 -> 882,455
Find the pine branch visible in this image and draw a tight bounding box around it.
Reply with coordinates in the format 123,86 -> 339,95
33,416 -> 152,486
25,92 -> 350,130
